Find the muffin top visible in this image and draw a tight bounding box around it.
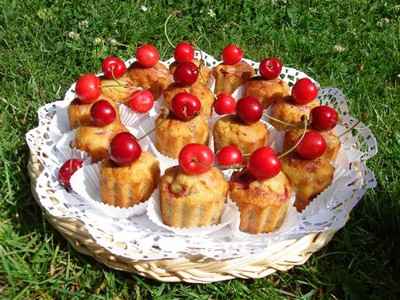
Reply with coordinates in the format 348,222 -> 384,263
163,82 -> 214,116
245,77 -> 290,108
213,60 -> 255,78
230,170 -> 291,208
160,166 -> 228,204
270,98 -> 320,128
214,115 -> 268,144
169,59 -> 211,85
128,61 -> 172,81
283,129 -> 341,161
101,151 -> 160,179
155,114 -> 208,138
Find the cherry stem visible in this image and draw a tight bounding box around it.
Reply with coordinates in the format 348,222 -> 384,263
338,120 -> 361,138
263,112 -> 299,128
137,108 -> 170,141
192,40 -> 207,82
278,116 -> 308,159
138,127 -> 156,141
164,15 -> 175,48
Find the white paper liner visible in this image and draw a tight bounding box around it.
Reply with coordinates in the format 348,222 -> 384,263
146,195 -> 240,236
70,163 -> 148,218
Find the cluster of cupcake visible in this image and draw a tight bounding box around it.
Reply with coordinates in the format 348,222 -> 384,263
57,42 -> 341,234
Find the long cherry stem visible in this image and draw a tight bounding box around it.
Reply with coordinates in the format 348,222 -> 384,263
138,127 -> 156,141
278,116 -> 308,159
164,15 -> 175,48
338,120 -> 361,138
263,112 -> 299,128
137,108 -> 170,141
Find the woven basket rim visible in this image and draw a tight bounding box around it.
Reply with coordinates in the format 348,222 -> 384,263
28,153 -> 338,283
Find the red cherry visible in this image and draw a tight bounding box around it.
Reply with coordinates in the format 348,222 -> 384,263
58,159 -> 83,189
128,90 -> 154,113
296,131 -> 327,159
173,62 -> 199,86
292,78 -> 318,105
90,100 -> 116,126
110,132 -> 142,166
102,56 -> 127,79
171,92 -> 201,121
174,42 -> 195,63
222,44 -> 243,65
75,74 -> 101,103
179,144 -> 214,175
259,57 -> 282,80
135,44 -> 160,68
311,105 -> 339,131
236,96 -> 263,124
216,145 -> 243,167
214,93 -> 236,115
247,147 -> 281,180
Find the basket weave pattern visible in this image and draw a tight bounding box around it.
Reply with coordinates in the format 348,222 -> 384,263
29,155 -> 336,283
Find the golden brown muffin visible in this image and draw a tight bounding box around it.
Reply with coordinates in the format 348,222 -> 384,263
127,62 -> 173,99
269,98 -> 320,130
160,166 -> 228,228
169,59 -> 211,86
101,74 -> 138,102
281,154 -> 334,212
68,98 -> 93,129
245,77 -> 290,108
68,98 -> 118,129
100,152 -> 160,208
163,82 -> 214,117
283,129 -> 341,162
213,115 -> 268,156
229,170 -> 291,234
155,114 -> 209,159
213,61 -> 255,95
74,120 -> 126,162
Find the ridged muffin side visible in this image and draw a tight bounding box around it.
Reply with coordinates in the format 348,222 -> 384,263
230,171 -> 291,234
100,152 -> 160,208
160,166 -> 228,228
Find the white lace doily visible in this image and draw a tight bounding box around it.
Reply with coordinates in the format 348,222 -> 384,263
26,51 -> 377,261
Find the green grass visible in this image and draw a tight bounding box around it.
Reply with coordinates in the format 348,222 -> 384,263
0,0 -> 399,299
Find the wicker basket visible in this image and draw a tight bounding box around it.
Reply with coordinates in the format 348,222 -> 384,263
28,153 -> 338,283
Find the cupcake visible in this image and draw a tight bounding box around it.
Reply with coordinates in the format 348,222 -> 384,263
68,97 -> 117,129
245,77 -> 290,108
213,115 -> 268,156
213,61 -> 255,95
170,59 -> 211,86
101,74 -> 137,102
163,82 -> 214,117
270,78 -> 320,130
160,161 -> 228,228
74,120 -> 126,162
283,129 -> 341,162
230,169 -> 291,234
68,98 -> 93,129
100,151 -> 160,208
269,98 -> 320,130
73,99 -> 124,162
155,114 -> 209,158
281,154 -> 334,211
127,62 -> 173,99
